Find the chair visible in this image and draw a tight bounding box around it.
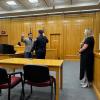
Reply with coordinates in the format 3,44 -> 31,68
0,68 -> 24,100
0,44 -> 16,54
23,65 -> 56,100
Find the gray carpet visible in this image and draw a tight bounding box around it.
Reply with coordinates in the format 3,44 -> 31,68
0,61 -> 97,100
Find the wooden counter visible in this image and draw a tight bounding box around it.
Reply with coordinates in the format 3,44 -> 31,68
14,46 -> 57,59
0,52 -> 24,60
0,46 -> 57,60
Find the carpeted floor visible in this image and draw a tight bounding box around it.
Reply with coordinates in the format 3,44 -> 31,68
0,61 -> 97,100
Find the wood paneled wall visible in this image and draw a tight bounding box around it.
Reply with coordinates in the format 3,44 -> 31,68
93,52 -> 100,100
94,12 -> 100,50
63,13 -> 94,59
0,19 -> 11,44
0,12 -> 99,59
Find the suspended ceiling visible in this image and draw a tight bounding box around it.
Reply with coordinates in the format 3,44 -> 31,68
0,0 -> 100,18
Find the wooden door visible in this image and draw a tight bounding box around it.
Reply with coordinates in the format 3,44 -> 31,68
50,33 -> 60,59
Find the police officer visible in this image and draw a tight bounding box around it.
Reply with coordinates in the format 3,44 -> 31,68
31,30 -> 48,59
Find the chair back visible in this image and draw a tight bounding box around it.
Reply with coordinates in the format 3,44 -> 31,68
23,65 -> 50,83
0,44 -> 16,54
0,68 -> 8,84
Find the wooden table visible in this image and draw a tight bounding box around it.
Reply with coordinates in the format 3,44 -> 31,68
0,58 -> 63,100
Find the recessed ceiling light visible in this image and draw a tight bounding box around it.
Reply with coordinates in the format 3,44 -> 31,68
6,1 -> 17,5
29,0 -> 38,3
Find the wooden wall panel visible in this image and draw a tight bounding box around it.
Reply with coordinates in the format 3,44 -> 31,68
0,35 -> 8,44
0,12 -> 99,59
94,12 -> 100,50
93,53 -> 100,100
0,19 -> 11,35
23,20 -> 31,35
10,19 -> 24,45
46,15 -> 64,58
35,17 -> 46,32
0,19 -> 11,44
63,14 -> 94,59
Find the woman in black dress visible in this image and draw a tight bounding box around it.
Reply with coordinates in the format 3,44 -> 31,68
79,28 -> 94,88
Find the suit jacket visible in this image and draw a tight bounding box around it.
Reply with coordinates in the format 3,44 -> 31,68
31,35 -> 48,54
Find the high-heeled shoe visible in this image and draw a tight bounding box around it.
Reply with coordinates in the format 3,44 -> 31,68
80,81 -> 86,85
80,78 -> 86,85
81,83 -> 89,88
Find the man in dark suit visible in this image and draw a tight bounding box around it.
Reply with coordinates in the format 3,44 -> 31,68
31,30 -> 48,59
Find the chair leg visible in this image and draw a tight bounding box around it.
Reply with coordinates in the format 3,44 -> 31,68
51,83 -> 53,100
20,81 -> 25,100
54,80 -> 56,100
8,88 -> 10,100
22,81 -> 25,96
30,85 -> 32,94
0,89 -> 2,96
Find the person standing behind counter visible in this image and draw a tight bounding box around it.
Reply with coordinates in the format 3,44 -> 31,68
21,32 -> 34,58
31,30 -> 48,59
17,42 -> 21,46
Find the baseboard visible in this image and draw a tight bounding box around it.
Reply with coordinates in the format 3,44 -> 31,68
93,83 -> 100,100
65,55 -> 80,59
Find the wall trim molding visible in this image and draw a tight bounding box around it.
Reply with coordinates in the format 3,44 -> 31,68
65,55 -> 80,59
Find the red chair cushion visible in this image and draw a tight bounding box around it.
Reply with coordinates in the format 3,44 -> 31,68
0,76 -> 21,89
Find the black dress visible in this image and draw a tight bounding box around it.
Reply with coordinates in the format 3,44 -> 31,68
80,36 -> 94,82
